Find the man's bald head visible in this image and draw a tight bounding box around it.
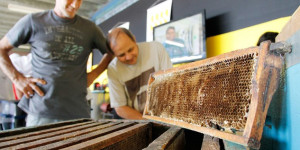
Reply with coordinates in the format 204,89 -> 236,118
106,28 -> 139,65
107,28 -> 135,51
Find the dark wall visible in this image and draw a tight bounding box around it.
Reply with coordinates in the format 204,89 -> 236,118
93,0 -> 299,64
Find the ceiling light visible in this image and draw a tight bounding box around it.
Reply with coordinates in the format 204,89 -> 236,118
8,3 -> 45,14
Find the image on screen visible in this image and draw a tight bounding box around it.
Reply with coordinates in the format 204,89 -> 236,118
153,12 -> 206,64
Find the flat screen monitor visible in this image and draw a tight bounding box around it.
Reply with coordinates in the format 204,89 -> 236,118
153,11 -> 206,64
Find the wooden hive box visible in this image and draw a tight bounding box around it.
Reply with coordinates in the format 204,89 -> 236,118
0,119 -> 200,149
143,41 -> 289,149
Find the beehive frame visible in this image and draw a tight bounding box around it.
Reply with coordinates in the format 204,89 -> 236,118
143,41 -> 287,149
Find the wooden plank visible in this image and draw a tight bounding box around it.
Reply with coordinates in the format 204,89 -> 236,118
0,118 -> 92,137
0,122 -> 111,148
276,6 -> 300,42
147,46 -> 258,78
243,42 -> 284,148
201,135 -> 220,150
164,128 -> 185,150
10,122 -> 122,149
0,121 -> 101,143
143,127 -> 184,150
144,115 -> 249,146
60,123 -> 151,150
223,140 -> 250,150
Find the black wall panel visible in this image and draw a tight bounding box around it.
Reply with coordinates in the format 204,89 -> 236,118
99,0 -> 155,42
93,0 -> 299,64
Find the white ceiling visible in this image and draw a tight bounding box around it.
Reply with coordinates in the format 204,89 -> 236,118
0,0 -> 116,39
0,0 -> 139,52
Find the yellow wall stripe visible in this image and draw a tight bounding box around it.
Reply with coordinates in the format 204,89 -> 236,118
206,17 -> 290,57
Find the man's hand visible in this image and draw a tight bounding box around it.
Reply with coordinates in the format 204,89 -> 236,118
13,74 -> 47,99
0,36 -> 47,99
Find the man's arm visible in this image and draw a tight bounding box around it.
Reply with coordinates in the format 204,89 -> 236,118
107,66 -> 145,120
87,53 -> 114,87
115,106 -> 144,120
0,36 -> 46,99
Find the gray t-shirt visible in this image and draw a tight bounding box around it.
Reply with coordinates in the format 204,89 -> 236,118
6,10 -> 107,120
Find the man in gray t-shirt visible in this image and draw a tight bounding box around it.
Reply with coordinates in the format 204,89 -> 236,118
0,0 -> 113,126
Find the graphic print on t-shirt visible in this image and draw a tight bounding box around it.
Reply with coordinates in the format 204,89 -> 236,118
44,25 -> 84,61
125,67 -> 155,112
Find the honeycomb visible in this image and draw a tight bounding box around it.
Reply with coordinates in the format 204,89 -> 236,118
146,53 -> 258,132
